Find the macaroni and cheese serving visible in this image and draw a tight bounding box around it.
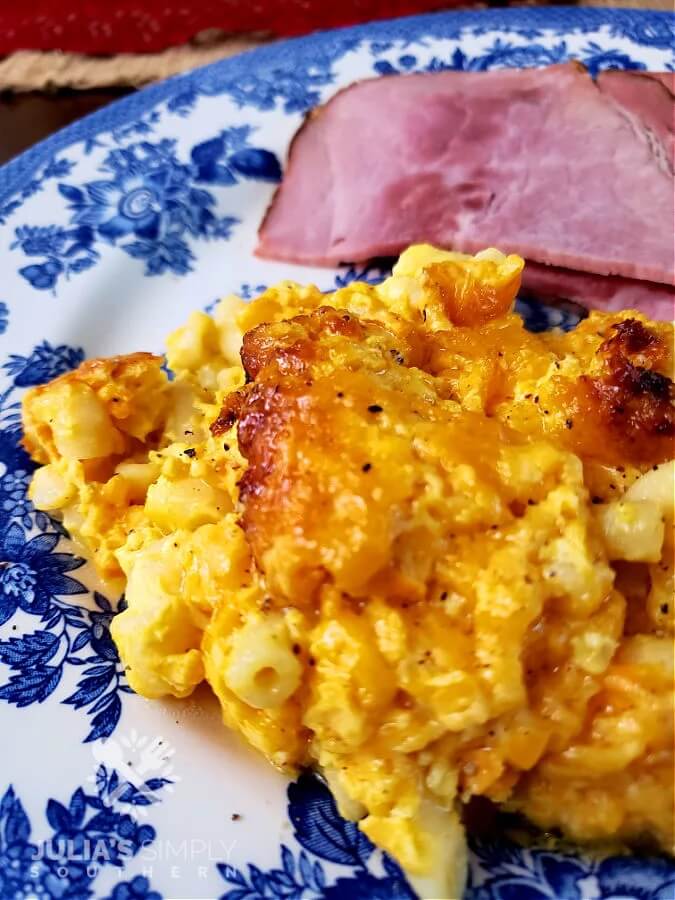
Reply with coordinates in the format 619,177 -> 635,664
22,246 -> 674,898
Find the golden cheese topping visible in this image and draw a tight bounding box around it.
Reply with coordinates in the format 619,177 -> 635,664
22,245 -> 675,898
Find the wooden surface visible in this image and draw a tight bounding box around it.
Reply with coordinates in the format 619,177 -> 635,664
0,89 -> 131,164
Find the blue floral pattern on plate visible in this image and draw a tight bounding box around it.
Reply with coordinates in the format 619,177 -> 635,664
371,38 -> 649,79
0,157 -> 74,226
11,130 -> 280,291
0,8 -> 673,899
219,774 -> 415,900
468,837 -> 675,900
0,343 -> 131,743
0,765 -> 166,899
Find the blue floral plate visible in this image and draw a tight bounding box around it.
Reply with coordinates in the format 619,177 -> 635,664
1,8 -> 674,899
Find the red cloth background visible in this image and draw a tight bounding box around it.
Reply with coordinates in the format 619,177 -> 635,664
0,1 -> 454,54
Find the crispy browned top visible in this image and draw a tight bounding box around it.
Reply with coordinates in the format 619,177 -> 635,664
427,311 -> 674,467
212,306 -> 519,600
25,352 -> 162,407
214,310 -> 674,569
211,305 -> 430,439
580,319 -> 674,458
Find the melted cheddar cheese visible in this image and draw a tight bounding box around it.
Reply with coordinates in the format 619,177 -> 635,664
22,246 -> 674,898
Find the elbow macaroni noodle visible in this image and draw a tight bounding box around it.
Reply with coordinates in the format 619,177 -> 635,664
225,615 -> 302,710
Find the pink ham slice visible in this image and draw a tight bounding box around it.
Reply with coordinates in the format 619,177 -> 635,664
258,63 -> 674,286
644,72 -> 675,95
520,263 -> 674,321
525,70 -> 674,321
597,70 -> 673,171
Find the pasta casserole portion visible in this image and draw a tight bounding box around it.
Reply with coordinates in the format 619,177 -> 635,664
22,246 -> 674,898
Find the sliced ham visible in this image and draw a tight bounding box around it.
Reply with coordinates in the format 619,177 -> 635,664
597,70 -> 673,172
258,63 -> 674,287
644,72 -> 675,95
520,263 -> 674,322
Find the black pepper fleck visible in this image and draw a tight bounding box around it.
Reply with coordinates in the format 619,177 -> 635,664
362,462 -> 372,472
660,603 -> 669,614
565,419 -> 574,429
183,447 -> 197,458
368,404 -> 383,413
